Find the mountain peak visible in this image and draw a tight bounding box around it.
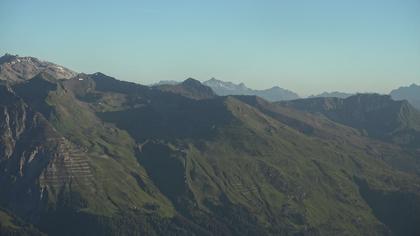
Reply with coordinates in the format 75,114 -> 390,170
390,83 -> 420,110
155,77 -> 215,99
0,53 -> 19,64
91,72 -> 110,79
182,77 -> 202,86
0,54 -> 77,83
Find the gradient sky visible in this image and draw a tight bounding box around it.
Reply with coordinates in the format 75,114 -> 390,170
1,0 -> 419,96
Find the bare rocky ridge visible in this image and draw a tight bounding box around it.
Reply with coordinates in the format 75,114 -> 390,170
0,54 -> 77,83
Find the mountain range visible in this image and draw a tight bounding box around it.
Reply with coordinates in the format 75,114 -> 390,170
309,91 -> 353,99
202,78 -> 300,101
1,54 -> 420,236
282,94 -> 420,148
153,78 -> 300,101
155,80 -> 420,111
390,84 -> 420,110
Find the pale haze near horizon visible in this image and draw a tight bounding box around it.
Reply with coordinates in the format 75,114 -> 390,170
1,0 -> 419,96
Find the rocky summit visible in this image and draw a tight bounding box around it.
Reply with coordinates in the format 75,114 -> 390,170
0,54 -> 76,83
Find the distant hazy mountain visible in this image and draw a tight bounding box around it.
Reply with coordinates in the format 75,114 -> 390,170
151,80 -> 179,86
309,91 -> 353,99
203,78 -> 299,101
154,78 -> 215,99
0,53 -> 77,83
390,84 -> 420,110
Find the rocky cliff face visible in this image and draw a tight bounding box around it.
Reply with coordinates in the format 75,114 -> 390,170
0,79 -> 112,223
0,83 -> 58,219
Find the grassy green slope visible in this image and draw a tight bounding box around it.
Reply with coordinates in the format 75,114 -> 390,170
47,78 -> 175,215
0,209 -> 45,236
2,73 -> 420,235
76,74 -> 420,235
3,75 -> 182,235
101,87 -> 420,235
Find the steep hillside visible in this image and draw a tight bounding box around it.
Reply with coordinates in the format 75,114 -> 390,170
74,76 -> 420,235
283,94 -> 420,148
155,78 -> 216,100
0,74 -> 180,235
0,62 -> 420,235
0,209 -> 44,236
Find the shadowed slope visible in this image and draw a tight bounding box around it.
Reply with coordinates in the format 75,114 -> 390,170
155,78 -> 216,100
282,94 -> 420,148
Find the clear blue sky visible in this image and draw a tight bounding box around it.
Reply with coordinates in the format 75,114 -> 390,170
1,0 -> 419,96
